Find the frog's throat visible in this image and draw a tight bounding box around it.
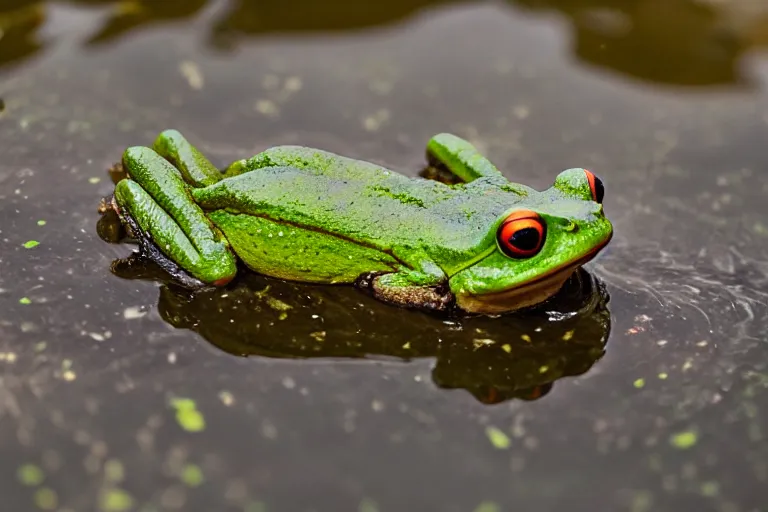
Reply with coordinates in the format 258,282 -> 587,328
454,236 -> 612,315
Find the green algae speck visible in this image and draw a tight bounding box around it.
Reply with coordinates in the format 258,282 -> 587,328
99,488 -> 134,511
485,426 -> 511,449
670,430 -> 698,449
170,397 -> 206,432
17,464 -> 44,486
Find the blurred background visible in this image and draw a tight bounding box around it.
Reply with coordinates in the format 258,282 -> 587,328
1,1 -> 767,511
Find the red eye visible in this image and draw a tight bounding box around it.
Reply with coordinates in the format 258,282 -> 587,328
497,210 -> 546,258
584,169 -> 605,203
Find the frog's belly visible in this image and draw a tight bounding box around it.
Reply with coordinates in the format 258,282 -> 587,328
208,211 -> 400,283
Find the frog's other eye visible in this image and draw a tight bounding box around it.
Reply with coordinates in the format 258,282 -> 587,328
584,170 -> 604,203
497,210 -> 546,258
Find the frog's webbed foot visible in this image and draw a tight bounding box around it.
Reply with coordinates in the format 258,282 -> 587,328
105,140 -> 238,286
354,271 -> 455,313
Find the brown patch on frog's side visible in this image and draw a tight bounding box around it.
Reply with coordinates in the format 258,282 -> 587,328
354,271 -> 455,313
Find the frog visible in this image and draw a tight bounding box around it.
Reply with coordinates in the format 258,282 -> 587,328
98,129 -> 612,315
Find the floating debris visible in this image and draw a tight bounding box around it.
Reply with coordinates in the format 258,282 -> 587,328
179,60 -> 204,90
123,306 -> 146,320
218,391 -> 234,406
473,338 -> 495,349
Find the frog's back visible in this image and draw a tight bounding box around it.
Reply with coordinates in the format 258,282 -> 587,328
244,146 -> 414,186
194,164 -> 517,260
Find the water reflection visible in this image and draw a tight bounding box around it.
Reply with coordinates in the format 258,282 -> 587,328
2,0 -> 767,86
160,269 -> 610,405
76,0 -> 208,45
0,2 -> 45,70
511,0 -> 756,86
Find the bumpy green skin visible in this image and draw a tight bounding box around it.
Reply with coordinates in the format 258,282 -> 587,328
111,130 -> 613,313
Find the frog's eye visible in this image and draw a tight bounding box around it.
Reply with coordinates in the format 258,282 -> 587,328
584,170 -> 604,203
497,210 -> 546,258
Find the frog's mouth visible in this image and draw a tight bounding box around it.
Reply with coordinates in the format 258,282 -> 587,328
454,237 -> 611,315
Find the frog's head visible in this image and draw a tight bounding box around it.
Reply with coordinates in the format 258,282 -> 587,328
450,168 -> 613,315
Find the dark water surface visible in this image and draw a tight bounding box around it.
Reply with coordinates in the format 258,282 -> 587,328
2,1 -> 768,511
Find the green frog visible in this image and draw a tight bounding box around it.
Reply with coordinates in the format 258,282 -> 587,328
99,130 -> 612,315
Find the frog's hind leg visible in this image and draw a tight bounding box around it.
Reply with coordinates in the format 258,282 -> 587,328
112,146 -> 237,286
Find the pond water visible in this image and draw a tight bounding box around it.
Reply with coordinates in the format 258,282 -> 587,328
1,1 -> 768,511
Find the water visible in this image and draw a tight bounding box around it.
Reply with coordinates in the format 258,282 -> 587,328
1,1 -> 768,511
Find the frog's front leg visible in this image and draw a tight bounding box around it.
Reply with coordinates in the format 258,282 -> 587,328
112,145 -> 237,286
355,252 -> 454,312
426,133 -> 507,184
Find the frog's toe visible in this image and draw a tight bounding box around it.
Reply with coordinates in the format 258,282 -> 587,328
97,194 -> 115,215
212,275 -> 235,287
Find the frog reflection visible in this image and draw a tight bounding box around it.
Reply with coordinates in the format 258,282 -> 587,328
99,208 -> 610,404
